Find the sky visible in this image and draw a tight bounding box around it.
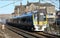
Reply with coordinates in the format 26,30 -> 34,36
0,0 -> 59,14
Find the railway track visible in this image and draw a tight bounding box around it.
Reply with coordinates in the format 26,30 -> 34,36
35,32 -> 60,38
6,25 -> 60,38
6,25 -> 46,38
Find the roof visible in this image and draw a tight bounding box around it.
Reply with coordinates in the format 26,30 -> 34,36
12,10 -> 46,19
27,2 -> 54,6
12,14 -> 32,19
27,2 -> 39,6
0,14 -> 12,19
15,5 -> 26,10
12,10 -> 38,19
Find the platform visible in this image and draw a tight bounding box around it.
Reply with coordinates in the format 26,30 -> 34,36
0,23 -> 24,38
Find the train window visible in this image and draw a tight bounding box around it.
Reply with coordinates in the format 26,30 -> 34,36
34,14 -> 37,21
48,13 -> 53,15
24,16 -> 32,23
18,20 -> 20,23
16,18 -> 21,23
18,16 -> 32,24
44,16 -> 46,21
39,15 -> 44,21
39,13 -> 44,21
16,20 -> 17,23
14,19 -> 17,23
39,13 -> 46,21
20,17 -> 26,22
34,13 -> 46,21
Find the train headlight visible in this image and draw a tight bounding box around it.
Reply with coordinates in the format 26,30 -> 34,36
35,25 -> 40,28
34,25 -> 42,31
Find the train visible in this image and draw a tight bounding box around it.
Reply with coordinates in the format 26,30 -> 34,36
54,17 -> 60,25
55,11 -> 60,25
6,11 -> 49,31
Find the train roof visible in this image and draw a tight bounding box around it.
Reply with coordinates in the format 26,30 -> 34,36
12,10 -> 38,19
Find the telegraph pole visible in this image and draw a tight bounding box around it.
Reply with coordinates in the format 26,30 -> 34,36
56,0 -> 60,11
39,0 -> 40,3
37,0 -> 40,25
19,0 -> 22,15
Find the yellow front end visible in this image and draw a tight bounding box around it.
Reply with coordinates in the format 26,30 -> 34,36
33,14 -> 48,31
33,21 -> 48,31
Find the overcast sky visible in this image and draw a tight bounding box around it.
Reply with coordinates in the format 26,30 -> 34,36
0,0 -> 59,14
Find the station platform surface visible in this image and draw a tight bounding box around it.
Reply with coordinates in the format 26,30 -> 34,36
0,23 -> 24,38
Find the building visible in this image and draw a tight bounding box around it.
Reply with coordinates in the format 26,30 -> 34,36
26,2 -> 56,23
13,3 -> 26,17
13,2 -> 55,16
13,2 -> 56,23
0,14 -> 12,23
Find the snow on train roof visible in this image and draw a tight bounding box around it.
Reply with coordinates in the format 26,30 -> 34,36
12,11 -> 38,19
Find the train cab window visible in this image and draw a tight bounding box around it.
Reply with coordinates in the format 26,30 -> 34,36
48,13 -> 53,15
39,15 -> 44,21
34,13 -> 46,21
38,13 -> 46,21
39,13 -> 44,21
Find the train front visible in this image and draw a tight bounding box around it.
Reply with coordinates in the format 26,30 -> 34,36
33,12 -> 49,31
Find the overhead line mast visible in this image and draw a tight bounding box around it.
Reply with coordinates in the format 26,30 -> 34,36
37,0 -> 40,24
59,0 -> 60,11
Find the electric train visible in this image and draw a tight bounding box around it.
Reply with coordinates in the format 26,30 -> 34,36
6,11 -> 49,31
